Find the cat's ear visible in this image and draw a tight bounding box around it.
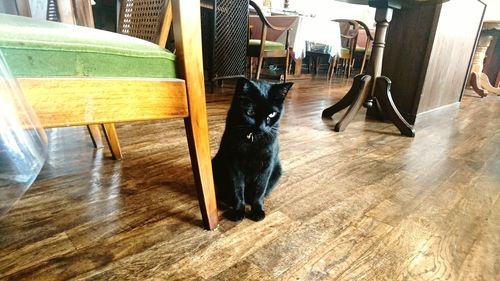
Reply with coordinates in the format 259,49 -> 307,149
236,77 -> 253,95
271,82 -> 293,100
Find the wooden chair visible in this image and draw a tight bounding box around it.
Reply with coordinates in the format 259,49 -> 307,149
61,0 -> 171,159
328,19 -> 360,79
247,0 -> 292,81
46,0 -> 115,156
0,0 -> 219,230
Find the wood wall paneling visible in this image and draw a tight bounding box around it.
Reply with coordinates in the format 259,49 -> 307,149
419,0 -> 486,114
381,3 -> 441,124
381,0 -> 486,124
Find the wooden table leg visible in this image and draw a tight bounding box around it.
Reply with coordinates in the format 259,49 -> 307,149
334,75 -> 372,132
373,77 -> 415,137
322,74 -> 371,118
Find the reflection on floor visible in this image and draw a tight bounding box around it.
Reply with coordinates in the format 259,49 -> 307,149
0,76 -> 498,280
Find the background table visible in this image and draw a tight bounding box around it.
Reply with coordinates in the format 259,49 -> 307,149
277,16 -> 342,60
249,15 -> 341,77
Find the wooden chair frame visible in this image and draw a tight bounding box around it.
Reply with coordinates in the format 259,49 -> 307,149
13,0 -> 219,230
355,20 -> 374,75
328,19 -> 360,79
47,0 -> 113,156
248,0 -> 292,81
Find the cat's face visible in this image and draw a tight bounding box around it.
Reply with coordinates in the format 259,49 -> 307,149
228,78 -> 293,142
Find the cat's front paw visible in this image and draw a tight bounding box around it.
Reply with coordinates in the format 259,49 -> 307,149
249,209 -> 266,221
224,208 -> 245,221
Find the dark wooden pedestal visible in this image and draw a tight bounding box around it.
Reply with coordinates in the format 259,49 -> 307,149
322,0 -> 486,136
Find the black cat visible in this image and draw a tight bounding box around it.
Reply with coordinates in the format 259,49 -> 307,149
212,78 -> 293,221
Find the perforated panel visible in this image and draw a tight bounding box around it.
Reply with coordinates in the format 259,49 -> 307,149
213,0 -> 248,79
118,0 -> 168,44
201,0 -> 248,82
46,0 -> 59,21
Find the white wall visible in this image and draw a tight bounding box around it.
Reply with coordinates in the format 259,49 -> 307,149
482,0 -> 500,21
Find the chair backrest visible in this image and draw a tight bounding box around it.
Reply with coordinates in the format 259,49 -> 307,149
117,0 -> 172,47
248,0 -> 290,48
333,19 -> 360,55
355,20 -> 373,50
249,0 -> 270,43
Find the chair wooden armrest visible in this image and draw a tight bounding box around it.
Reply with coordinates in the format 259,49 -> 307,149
356,20 -> 374,41
248,0 -> 292,81
355,19 -> 373,74
249,1 -> 292,32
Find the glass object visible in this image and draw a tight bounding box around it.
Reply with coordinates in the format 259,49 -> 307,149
0,51 -> 48,217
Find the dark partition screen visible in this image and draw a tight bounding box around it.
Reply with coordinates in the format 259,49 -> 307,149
202,0 -> 249,83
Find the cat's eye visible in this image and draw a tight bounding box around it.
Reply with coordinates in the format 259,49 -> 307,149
268,112 -> 277,118
247,109 -> 255,116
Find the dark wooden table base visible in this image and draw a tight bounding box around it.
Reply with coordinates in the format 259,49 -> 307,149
322,5 -> 415,137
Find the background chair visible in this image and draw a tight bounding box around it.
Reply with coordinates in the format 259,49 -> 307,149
0,0 -> 219,230
247,0 -> 292,81
328,19 -> 360,79
354,20 -> 374,75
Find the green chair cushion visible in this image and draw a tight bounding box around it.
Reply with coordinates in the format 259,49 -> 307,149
0,14 -> 176,78
340,47 -> 350,55
248,39 -> 285,53
355,47 -> 371,55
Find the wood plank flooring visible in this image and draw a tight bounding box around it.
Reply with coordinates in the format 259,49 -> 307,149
0,77 -> 498,280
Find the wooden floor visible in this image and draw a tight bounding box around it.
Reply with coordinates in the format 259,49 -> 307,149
0,77 -> 499,280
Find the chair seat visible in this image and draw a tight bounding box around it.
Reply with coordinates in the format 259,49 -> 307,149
355,47 -> 371,55
0,14 -> 176,78
340,47 -> 350,55
248,39 -> 285,55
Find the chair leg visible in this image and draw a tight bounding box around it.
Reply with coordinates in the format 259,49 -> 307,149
327,57 -> 333,80
315,56 -> 321,75
283,51 -> 290,82
86,124 -> 104,148
249,57 -> 253,79
101,123 -> 123,160
256,55 -> 264,80
360,53 -> 368,74
328,56 -> 337,80
345,58 -> 351,78
172,0 -> 218,230
348,58 -> 355,77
